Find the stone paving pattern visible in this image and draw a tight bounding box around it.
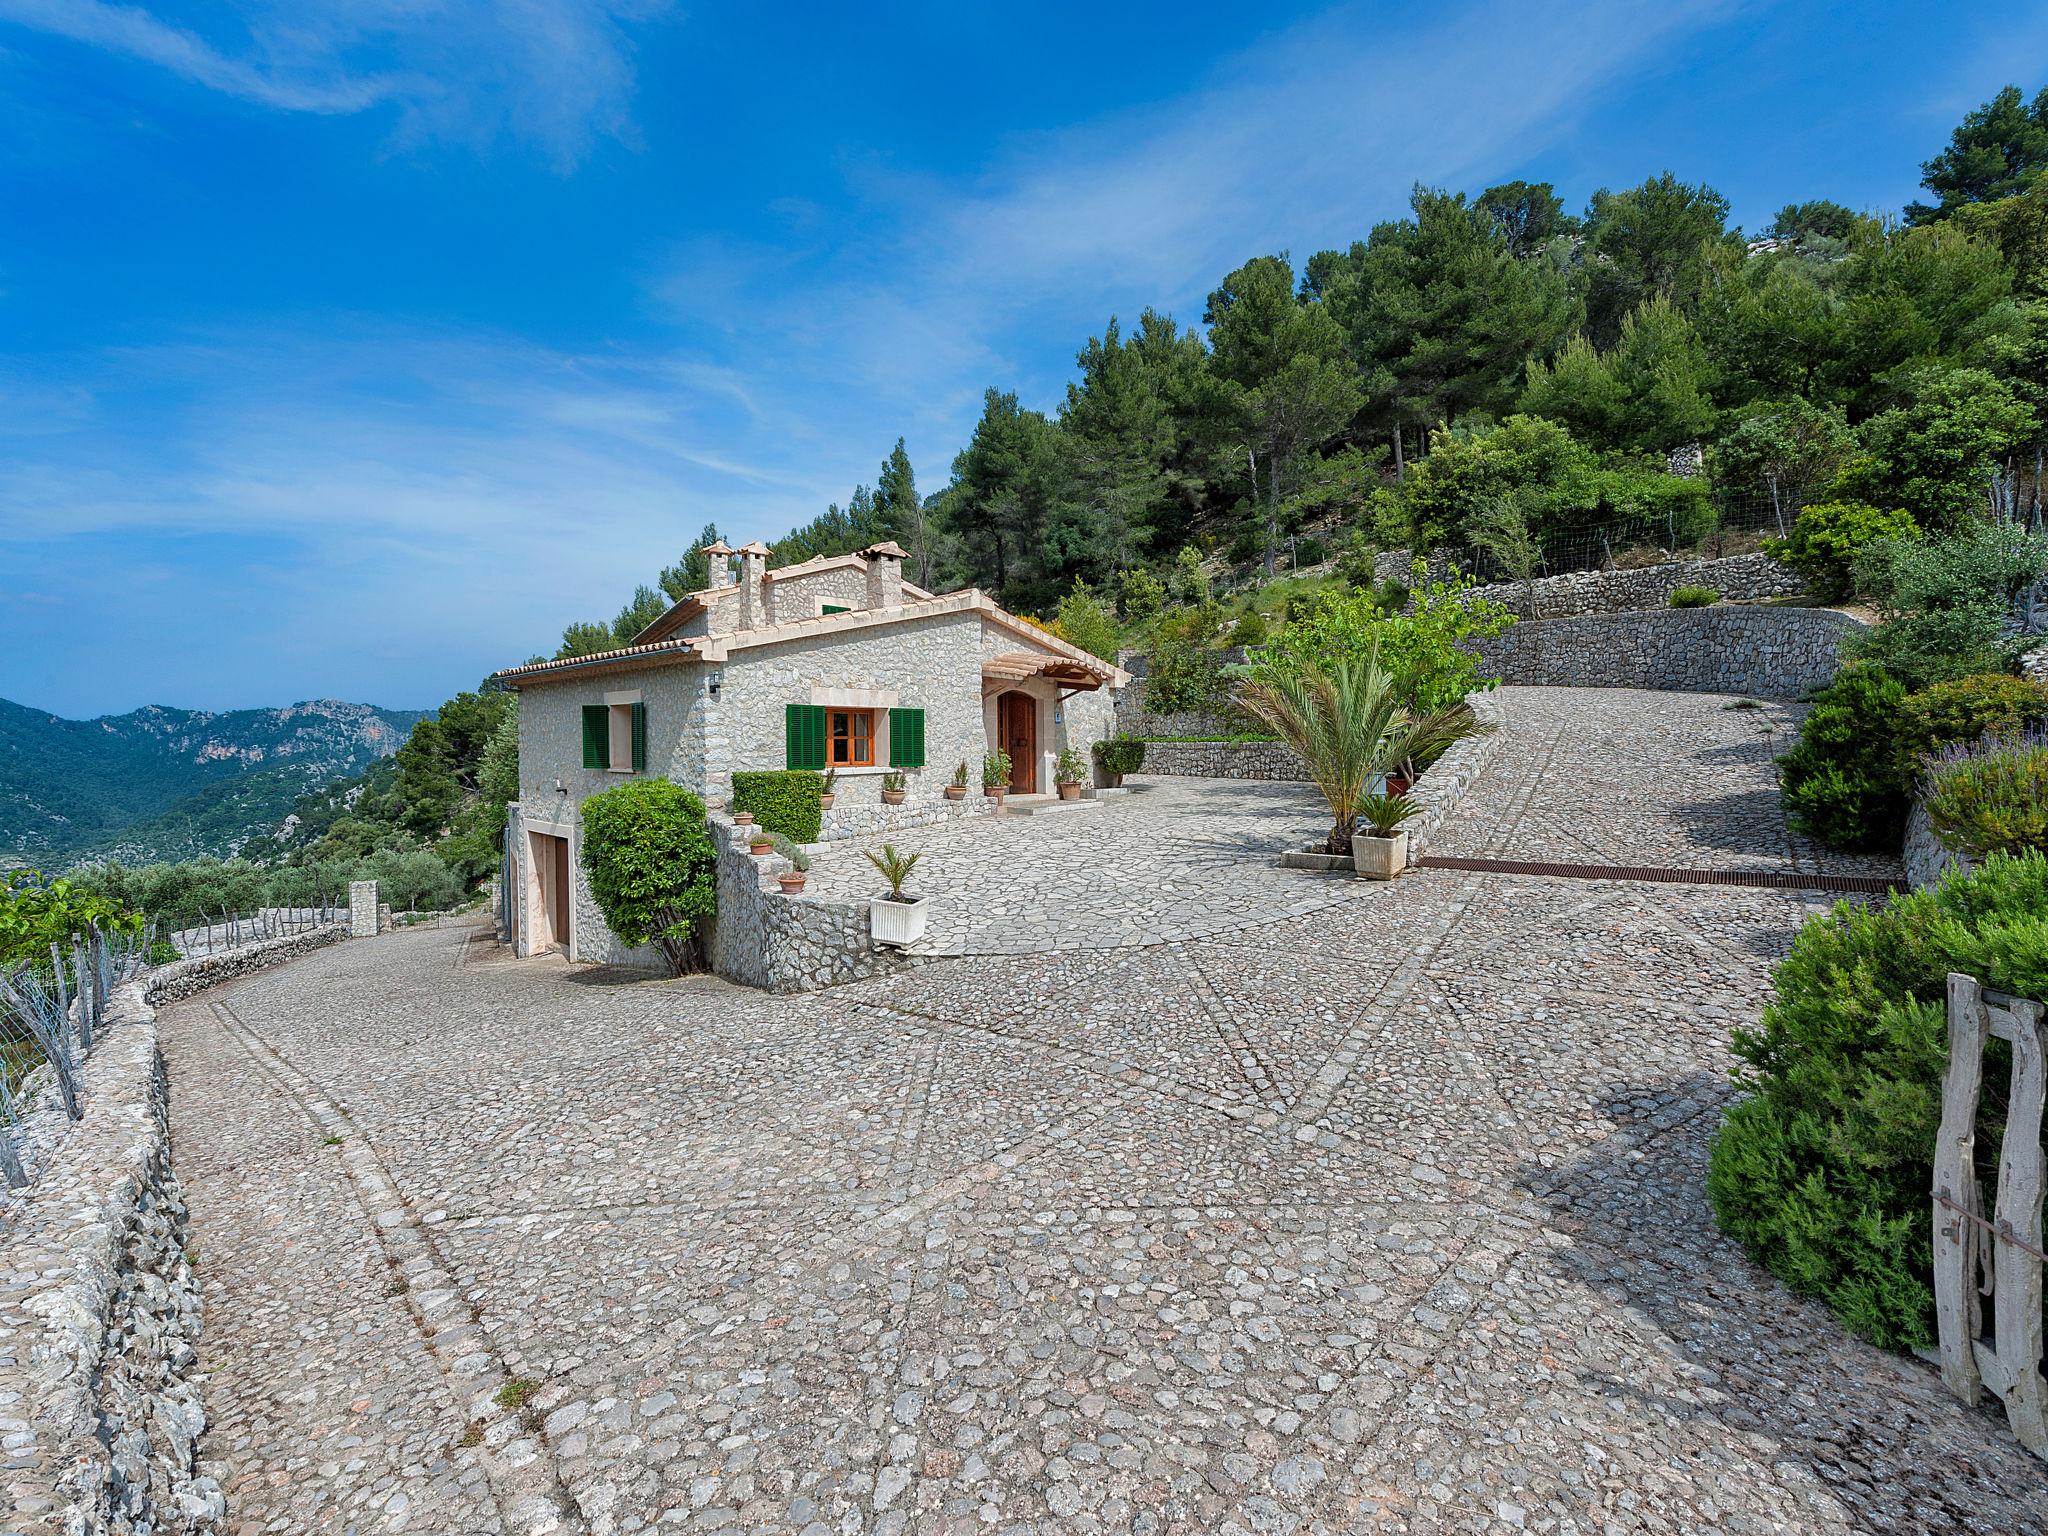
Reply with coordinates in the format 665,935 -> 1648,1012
161,687 -> 2037,1533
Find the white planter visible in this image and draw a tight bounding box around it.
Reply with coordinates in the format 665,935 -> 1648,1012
1353,831 -> 1408,880
870,893 -> 928,948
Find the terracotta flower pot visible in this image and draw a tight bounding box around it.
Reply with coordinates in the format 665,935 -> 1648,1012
749,840 -> 773,857
1384,773 -> 1411,797
777,873 -> 807,894
1056,782 -> 1081,801
819,793 -> 836,811
943,784 -> 967,801
983,785 -> 1005,798
732,810 -> 754,826
881,789 -> 906,806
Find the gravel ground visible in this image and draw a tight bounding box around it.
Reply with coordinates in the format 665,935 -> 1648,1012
160,687 -> 2041,1534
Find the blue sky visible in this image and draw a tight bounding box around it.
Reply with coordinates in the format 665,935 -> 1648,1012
1,0 -> 2043,716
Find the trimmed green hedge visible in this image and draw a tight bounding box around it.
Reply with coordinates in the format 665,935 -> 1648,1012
1708,850 -> 2048,1349
1092,734 -> 1146,777
732,769 -> 822,843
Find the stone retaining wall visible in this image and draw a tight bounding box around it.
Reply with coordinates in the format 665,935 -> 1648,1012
1404,690 -> 1511,862
819,794 -> 993,843
0,984 -> 221,1536
144,925 -> 348,1007
707,816 -> 916,993
1455,552 -> 1803,619
1467,606 -> 1863,698
1135,740 -> 1307,781
1903,799 -> 1972,891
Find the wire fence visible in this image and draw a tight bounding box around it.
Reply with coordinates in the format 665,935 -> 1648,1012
1452,487 -> 1792,588
0,920 -> 157,1189
166,899 -> 348,958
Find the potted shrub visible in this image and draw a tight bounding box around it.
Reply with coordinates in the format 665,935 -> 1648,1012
1353,793 -> 1417,880
731,807 -> 754,827
819,769 -> 838,811
1054,747 -> 1087,800
1092,734 -> 1145,788
776,842 -> 810,895
880,770 -> 908,806
944,761 -> 969,801
748,828 -> 774,856
864,843 -> 926,947
982,750 -> 1012,799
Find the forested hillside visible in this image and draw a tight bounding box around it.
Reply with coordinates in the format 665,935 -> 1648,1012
0,698 -> 424,866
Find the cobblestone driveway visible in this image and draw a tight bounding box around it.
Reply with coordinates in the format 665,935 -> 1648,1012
162,688 -> 2043,1535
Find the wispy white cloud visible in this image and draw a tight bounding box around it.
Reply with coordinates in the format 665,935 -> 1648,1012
0,0 -> 674,164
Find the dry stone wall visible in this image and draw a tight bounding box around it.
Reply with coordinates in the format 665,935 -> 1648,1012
1368,549 -> 1802,618
1137,740 -> 1306,781
1467,607 -> 1863,698
1903,799 -> 1971,891
707,814 -> 917,992
0,929 -> 352,1535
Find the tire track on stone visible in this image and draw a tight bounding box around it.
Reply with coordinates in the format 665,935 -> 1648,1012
206,997 -> 587,1535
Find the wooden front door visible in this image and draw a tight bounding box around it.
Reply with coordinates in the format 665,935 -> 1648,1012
530,832 -> 570,952
999,691 -> 1037,793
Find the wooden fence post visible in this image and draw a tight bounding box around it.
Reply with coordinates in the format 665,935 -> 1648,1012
1936,972 -> 2048,1458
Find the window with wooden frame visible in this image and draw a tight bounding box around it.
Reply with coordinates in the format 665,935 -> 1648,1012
581,701 -> 647,772
828,707 -> 876,767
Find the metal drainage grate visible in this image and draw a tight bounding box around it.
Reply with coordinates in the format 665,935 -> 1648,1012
1413,855 -> 1900,895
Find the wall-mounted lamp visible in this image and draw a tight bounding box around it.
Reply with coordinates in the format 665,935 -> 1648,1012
706,670 -> 723,699
553,777 -> 568,795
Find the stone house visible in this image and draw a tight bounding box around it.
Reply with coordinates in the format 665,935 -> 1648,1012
493,539 -> 1127,963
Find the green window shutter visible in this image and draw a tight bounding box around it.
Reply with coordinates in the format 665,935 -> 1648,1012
630,702 -> 647,771
822,603 -> 849,615
785,703 -> 826,769
889,707 -> 925,768
582,705 -> 607,769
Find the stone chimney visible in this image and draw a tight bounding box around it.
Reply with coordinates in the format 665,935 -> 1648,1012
863,540 -> 909,611
735,540 -> 770,629
700,539 -> 733,590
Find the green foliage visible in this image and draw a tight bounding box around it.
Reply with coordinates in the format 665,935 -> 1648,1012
1358,792 -> 1418,834
1146,638 -> 1232,717
1924,733 -> 2048,858
1895,673 -> 2048,760
1708,852 -> 2048,1349
659,522 -> 726,601
1116,565 -> 1166,626
1250,567 -> 1516,716
862,843 -> 921,900
1168,545 -> 1209,604
359,847 -> 464,912
1578,172 -> 1740,346
1054,747 -> 1088,785
1052,580 -> 1120,661
729,770 -> 823,844
1668,585 -> 1719,608
1224,611 -> 1270,647
1907,84 -> 2048,222
1763,500 -> 1917,601
0,870 -> 139,970
1853,368 -> 2036,530
1091,735 -> 1146,778
1520,295 -> 1716,453
1710,398 -> 1854,511
577,779 -> 717,975
1848,522 -> 2048,688
981,752 -> 1012,788
1778,666 -> 1914,851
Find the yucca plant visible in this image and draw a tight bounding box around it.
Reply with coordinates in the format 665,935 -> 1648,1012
862,843 -> 921,900
1237,645 -> 1474,855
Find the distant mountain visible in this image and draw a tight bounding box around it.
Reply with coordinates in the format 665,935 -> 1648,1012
0,698 -> 427,867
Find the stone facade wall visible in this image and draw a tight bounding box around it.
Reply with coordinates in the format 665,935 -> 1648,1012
1467,607 -> 1864,698
765,565 -> 868,624
706,814 -> 917,992
1136,740 -> 1307,781
1456,552 -> 1804,620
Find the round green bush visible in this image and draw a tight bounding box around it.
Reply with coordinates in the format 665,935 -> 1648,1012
1091,734 -> 1146,779
579,778 -> 717,974
1763,500 -> 1916,602
1708,851 -> 2048,1349
1896,673 -> 2048,761
1778,665 -> 1913,851
1668,584 -> 1720,609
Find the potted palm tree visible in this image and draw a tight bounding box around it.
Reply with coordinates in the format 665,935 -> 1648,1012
944,761 -> 969,801
1237,642 -> 1473,859
865,843 -> 926,947
982,750 -> 1012,800
1353,793 -> 1417,879
1054,747 -> 1087,800
880,771 -> 908,806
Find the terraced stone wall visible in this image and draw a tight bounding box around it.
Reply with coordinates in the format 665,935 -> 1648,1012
1137,740 -> 1307,781
1467,607 -> 1863,698
1373,550 -> 1803,619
